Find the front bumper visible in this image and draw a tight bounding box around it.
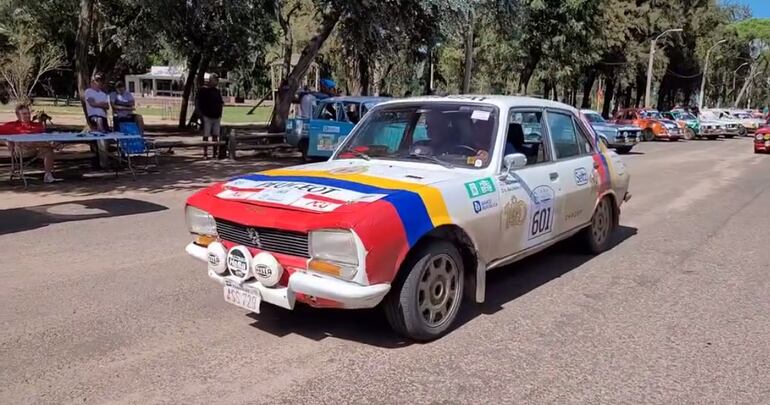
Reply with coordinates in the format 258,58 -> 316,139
186,243 -> 391,310
755,141 -> 770,153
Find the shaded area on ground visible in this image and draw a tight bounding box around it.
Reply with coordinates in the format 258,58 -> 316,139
246,226 -> 638,348
0,198 -> 168,235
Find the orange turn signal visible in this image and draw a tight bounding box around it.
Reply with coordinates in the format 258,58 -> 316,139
194,234 -> 216,247
307,259 -> 342,277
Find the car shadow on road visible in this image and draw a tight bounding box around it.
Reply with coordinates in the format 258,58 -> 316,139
0,198 -> 168,235
246,225 -> 638,348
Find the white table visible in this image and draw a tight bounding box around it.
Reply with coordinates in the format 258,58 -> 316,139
0,132 -> 141,186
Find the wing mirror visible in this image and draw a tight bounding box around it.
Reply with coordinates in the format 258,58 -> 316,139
502,153 -> 527,178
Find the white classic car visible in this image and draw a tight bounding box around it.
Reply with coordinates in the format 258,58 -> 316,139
701,109 -> 742,137
184,96 -> 632,340
729,110 -> 764,134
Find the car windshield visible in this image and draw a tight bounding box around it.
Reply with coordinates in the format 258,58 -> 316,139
680,112 -> 696,120
583,112 -> 605,124
334,103 -> 499,169
643,111 -> 662,119
701,111 -> 717,120
734,112 -> 751,119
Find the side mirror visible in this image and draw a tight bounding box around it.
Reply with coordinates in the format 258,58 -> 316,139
503,153 -> 527,175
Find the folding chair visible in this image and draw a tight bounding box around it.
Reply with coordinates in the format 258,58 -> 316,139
116,121 -> 159,179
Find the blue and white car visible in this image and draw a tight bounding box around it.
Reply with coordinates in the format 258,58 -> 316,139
286,96 -> 392,160
580,109 -> 641,154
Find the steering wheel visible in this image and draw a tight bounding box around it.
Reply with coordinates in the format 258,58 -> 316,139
450,145 -> 478,156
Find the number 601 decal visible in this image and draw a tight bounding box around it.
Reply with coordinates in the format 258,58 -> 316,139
528,185 -> 555,240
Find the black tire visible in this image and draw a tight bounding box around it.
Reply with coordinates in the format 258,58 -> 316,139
739,126 -> 748,137
580,196 -> 616,254
642,129 -> 655,142
298,139 -> 309,162
615,146 -> 632,154
384,240 -> 465,341
684,128 -> 696,140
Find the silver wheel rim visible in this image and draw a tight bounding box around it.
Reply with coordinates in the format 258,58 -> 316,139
417,254 -> 460,328
592,199 -> 612,246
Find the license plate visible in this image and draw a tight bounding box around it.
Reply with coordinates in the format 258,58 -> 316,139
224,285 -> 261,313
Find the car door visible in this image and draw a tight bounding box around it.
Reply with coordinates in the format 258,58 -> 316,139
545,109 -> 597,236
495,109 -> 560,259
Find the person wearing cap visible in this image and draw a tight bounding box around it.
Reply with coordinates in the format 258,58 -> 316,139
196,73 -> 224,158
0,104 -> 61,183
84,74 -> 110,131
110,81 -> 145,134
298,79 -> 335,119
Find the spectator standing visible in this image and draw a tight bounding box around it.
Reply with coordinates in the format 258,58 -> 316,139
0,104 -> 61,183
298,79 -> 336,119
196,73 -> 224,158
84,73 -> 110,131
110,81 -> 145,134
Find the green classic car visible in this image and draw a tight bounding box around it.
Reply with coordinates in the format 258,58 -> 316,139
662,110 -> 702,140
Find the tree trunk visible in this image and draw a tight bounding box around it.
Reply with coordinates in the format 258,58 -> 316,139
462,9 -> 474,94
268,11 -> 342,133
581,70 -> 596,108
601,73 -> 616,118
74,0 -> 95,118
358,54 -> 370,96
178,53 -> 202,129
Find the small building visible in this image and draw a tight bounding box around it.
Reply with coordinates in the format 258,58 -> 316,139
125,66 -> 226,98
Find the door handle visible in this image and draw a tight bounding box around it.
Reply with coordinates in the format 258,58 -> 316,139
549,172 -> 559,181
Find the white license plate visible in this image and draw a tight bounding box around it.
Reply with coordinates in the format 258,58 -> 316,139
224,285 -> 261,313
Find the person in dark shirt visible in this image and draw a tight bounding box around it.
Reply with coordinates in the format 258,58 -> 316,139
196,74 -> 224,158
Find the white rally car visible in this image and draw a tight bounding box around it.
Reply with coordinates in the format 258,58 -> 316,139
184,96 -> 632,341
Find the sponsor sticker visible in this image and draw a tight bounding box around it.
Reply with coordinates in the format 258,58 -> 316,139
322,125 -> 341,134
528,185 -> 555,240
328,166 -> 368,174
471,110 -> 491,121
504,196 -> 527,229
465,177 -> 496,198
472,198 -> 498,214
574,167 -> 589,186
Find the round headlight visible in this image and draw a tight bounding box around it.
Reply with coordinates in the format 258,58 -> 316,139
252,252 -> 283,287
756,134 -> 763,141
207,241 -> 227,275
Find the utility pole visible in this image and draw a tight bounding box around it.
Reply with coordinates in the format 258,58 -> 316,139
645,28 -> 683,108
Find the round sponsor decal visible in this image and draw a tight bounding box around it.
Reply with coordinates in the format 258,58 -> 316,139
252,252 -> 283,287
227,246 -> 252,281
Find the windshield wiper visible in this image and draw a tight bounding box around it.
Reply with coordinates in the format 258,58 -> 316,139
342,148 -> 371,160
405,153 -> 454,169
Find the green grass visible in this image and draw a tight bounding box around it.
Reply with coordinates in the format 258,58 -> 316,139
1,103 -> 273,125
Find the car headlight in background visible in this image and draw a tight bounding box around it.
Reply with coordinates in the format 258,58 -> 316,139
756,134 -> 764,141
186,205 -> 218,237
308,229 -> 360,279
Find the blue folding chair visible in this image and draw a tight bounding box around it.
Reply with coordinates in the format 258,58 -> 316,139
116,121 -> 158,178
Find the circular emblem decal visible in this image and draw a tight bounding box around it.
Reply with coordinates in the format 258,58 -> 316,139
227,246 -> 252,281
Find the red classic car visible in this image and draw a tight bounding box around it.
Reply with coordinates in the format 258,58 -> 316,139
754,127 -> 770,154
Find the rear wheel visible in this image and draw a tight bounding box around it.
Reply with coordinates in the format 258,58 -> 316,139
384,240 -> 464,341
684,128 -> 696,140
739,126 -> 748,137
642,129 -> 655,142
580,197 -> 615,254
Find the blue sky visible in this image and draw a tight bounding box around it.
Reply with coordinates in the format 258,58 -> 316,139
737,0 -> 770,18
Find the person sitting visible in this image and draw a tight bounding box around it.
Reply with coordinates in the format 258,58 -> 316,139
110,81 -> 145,134
0,104 -> 61,183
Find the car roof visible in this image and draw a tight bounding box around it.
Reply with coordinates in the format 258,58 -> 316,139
579,109 -> 601,114
377,95 -> 579,113
320,96 -> 392,104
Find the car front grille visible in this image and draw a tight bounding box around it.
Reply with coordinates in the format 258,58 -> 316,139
215,218 -> 310,258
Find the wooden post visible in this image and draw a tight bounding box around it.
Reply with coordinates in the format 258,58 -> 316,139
228,127 -> 237,160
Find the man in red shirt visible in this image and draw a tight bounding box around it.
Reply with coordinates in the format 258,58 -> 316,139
0,104 -> 60,183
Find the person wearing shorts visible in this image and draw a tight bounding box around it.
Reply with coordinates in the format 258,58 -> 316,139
196,74 -> 223,158
0,104 -> 61,183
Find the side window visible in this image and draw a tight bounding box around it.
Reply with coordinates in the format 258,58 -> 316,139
546,111 -> 581,159
507,110 -> 549,166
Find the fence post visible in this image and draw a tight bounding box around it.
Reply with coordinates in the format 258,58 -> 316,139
228,127 -> 237,160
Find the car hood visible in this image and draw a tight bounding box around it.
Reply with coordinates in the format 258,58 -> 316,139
592,123 -> 639,132
194,160 -> 459,216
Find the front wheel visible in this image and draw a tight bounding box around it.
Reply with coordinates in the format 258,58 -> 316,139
642,129 -> 655,142
615,146 -> 633,154
684,128 -> 696,140
739,126 -> 748,137
384,240 -> 465,341
580,197 -> 615,254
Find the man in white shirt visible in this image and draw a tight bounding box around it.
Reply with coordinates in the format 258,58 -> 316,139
110,81 -> 144,134
84,74 -> 110,132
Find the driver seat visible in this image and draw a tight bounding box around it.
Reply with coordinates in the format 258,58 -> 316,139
507,123 -> 539,165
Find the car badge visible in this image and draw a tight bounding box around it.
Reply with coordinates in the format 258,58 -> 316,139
247,228 -> 261,246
